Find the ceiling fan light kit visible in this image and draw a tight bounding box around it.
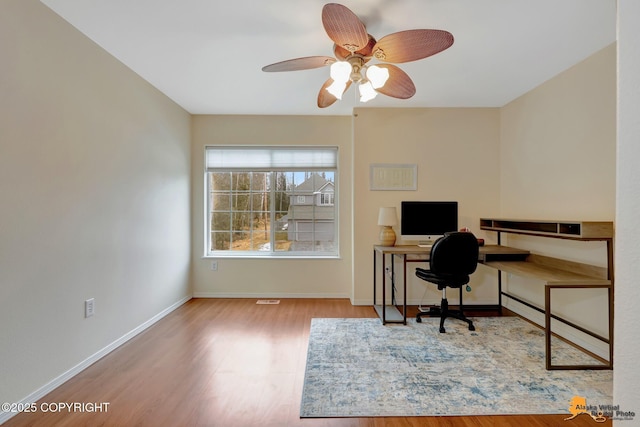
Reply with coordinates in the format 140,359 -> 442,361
262,3 -> 454,108
326,56 -> 389,101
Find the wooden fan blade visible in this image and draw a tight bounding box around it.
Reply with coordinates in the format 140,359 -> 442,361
322,3 -> 369,54
262,56 -> 336,72
372,29 -> 454,63
373,64 -> 416,99
317,79 -> 352,108
355,34 -> 377,57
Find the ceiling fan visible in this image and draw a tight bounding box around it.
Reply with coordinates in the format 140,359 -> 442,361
262,3 -> 454,108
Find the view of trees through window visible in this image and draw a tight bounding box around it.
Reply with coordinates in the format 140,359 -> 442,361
207,171 -> 336,254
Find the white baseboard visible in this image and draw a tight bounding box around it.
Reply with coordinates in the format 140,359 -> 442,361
0,295 -> 192,425
193,292 -> 350,299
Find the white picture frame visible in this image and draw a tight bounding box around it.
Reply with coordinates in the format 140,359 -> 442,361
370,164 -> 417,191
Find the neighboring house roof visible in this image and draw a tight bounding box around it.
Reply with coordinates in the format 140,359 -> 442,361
292,173 -> 332,194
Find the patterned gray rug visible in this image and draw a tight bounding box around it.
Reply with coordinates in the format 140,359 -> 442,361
300,317 -> 612,417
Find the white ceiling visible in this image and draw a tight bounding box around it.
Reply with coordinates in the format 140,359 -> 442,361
40,0 -> 616,116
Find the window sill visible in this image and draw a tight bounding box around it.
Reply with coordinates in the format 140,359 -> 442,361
201,254 -> 341,260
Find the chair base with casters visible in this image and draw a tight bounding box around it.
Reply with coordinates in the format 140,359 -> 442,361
416,287 -> 475,333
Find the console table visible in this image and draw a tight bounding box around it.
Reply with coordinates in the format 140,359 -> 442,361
479,218 -> 614,370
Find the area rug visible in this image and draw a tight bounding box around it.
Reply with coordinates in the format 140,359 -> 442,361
300,317 -> 612,417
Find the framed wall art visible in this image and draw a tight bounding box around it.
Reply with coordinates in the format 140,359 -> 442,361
370,164 -> 417,191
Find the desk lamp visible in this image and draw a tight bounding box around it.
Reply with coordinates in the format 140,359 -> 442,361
377,207 -> 397,246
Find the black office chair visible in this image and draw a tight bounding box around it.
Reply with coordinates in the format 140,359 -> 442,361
415,231 -> 479,333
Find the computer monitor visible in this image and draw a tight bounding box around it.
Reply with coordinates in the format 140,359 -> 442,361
400,201 -> 458,246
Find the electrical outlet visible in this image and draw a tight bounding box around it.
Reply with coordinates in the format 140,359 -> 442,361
85,298 -> 95,318
210,261 -> 218,271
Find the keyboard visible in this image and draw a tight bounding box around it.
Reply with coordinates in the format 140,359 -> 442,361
417,244 -> 433,249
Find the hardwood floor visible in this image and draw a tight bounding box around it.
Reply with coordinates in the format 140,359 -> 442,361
4,298 -> 610,426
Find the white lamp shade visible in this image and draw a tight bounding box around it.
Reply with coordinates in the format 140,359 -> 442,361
359,81 -> 378,103
366,65 -> 389,89
329,61 -> 351,83
377,207 -> 397,226
326,80 -> 347,99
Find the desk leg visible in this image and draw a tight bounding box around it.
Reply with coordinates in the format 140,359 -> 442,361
391,254 -> 395,306
497,232 -> 504,316
545,284 -> 613,370
390,254 -> 407,324
402,254 -> 407,324
544,285 -> 552,370
608,285 -> 614,367
498,270 -> 503,315
606,238 -> 614,367
373,248 -> 415,325
372,249 -> 377,310
382,253 -> 386,324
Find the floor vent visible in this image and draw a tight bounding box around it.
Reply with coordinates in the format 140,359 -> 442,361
256,300 -> 280,305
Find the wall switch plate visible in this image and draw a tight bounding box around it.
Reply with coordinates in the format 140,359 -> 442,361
85,298 -> 95,318
210,261 -> 218,271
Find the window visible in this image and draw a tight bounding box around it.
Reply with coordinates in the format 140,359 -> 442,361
319,193 -> 334,206
205,146 -> 338,257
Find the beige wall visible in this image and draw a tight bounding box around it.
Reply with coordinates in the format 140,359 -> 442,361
500,44 -> 616,220
498,43 -> 616,358
615,0 -> 640,411
352,108 -> 502,306
191,115 -> 353,298
0,0 -> 191,409
190,110 -> 503,305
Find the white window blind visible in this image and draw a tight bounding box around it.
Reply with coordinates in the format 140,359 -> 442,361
206,146 -> 338,171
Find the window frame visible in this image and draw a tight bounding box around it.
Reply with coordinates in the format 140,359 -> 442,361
203,146 -> 339,259
319,192 -> 335,206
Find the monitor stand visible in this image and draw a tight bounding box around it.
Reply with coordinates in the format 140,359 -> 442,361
417,240 -> 434,248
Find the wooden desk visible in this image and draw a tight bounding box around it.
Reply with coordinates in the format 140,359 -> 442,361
480,218 -> 614,370
375,230 -> 614,371
372,245 -> 524,325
